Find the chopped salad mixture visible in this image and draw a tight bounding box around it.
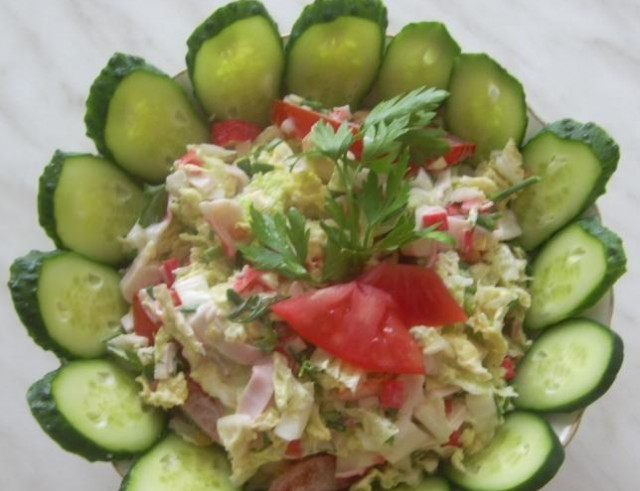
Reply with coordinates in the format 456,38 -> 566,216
11,1 -> 624,490
110,91 -> 536,489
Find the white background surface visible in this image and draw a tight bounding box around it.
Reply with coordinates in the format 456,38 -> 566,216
1,0 -> 638,489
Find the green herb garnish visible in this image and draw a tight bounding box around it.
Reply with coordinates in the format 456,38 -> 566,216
226,289 -> 279,323
239,207 -> 310,280
490,176 -> 541,203
310,87 -> 455,281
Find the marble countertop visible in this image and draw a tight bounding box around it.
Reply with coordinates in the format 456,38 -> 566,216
1,1 -> 638,489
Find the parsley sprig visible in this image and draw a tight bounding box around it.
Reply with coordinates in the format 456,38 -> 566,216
313,86 -> 454,281
238,207 -> 310,280
239,86 -> 455,282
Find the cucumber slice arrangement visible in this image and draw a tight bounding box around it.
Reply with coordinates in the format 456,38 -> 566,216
11,1 -> 628,490
38,151 -> 146,265
513,318 -> 623,412
9,250 -> 127,359
446,411 -> 565,491
121,433 -> 238,491
444,53 -> 527,161
512,119 -> 619,250
376,22 -> 460,101
28,359 -> 166,461
186,0 -> 284,125
85,53 -> 209,183
285,0 -> 388,108
525,217 -> 626,331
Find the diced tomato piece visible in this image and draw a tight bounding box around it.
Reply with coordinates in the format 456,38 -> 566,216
444,398 -> 454,415
161,258 -> 180,287
446,203 -> 463,216
501,357 -> 517,381
421,207 -> 449,231
271,282 -> 424,374
358,263 -> 467,327
425,135 -> 476,170
448,429 -> 463,447
132,292 -> 161,341
169,288 -> 182,307
378,379 -> 405,409
233,266 -> 271,294
271,100 -> 363,159
177,149 -> 204,167
211,119 -> 262,147
462,228 -> 475,254
285,439 -> 304,459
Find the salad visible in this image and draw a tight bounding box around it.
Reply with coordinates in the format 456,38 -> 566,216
8,1 -> 626,491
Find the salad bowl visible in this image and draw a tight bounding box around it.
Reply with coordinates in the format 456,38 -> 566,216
8,1 -> 625,490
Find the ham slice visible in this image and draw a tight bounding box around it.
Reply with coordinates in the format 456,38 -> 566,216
180,381 -> 227,443
237,359 -> 274,419
200,199 -> 246,258
268,455 -> 352,491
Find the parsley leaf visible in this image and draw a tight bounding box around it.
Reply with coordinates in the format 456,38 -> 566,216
311,120 -> 354,161
363,86 -> 448,128
239,207 -> 310,280
226,289 -> 279,323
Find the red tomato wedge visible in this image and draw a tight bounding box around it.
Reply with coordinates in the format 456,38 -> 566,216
211,119 -> 262,147
358,263 -> 467,327
132,292 -> 161,341
271,100 -> 363,159
271,282 -> 424,374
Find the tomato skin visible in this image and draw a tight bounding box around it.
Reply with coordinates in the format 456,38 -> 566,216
161,258 -> 180,287
271,100 -> 363,158
424,135 -> 476,170
233,266 -> 272,294
271,282 -> 424,374
379,379 -> 405,409
501,356 -> 517,381
358,263 -> 467,327
132,292 -> 161,341
211,119 -> 262,147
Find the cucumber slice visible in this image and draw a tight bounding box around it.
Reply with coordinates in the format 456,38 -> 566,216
444,53 -> 527,161
445,411 -> 564,491
512,119 -> 620,250
85,53 -> 209,183
393,476 -> 451,490
186,1 -> 284,125
121,433 -> 238,491
513,318 -> 623,412
38,151 -> 146,265
525,217 -> 626,331
9,250 -> 127,359
285,0 -> 387,108
27,359 -> 166,461
376,22 -> 460,101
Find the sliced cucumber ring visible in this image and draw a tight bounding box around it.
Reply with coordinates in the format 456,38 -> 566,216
285,0 -> 387,108
186,1 -> 284,125
513,318 -> 623,412
38,151 -> 146,265
525,217 -> 626,331
446,411 -> 564,491
85,53 -> 209,183
121,433 -> 238,491
376,22 -> 460,101
9,250 -> 127,359
28,359 -> 166,461
512,119 -> 619,250
444,53 -> 527,161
